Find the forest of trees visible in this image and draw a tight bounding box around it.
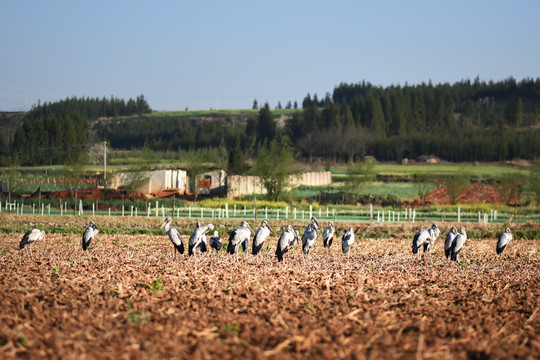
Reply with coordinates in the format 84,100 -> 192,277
1,95 -> 151,165
288,77 -> 540,162
1,78 -> 539,167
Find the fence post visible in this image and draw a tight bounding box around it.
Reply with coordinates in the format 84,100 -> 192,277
458,206 -> 461,223
277,208 -> 280,220
309,205 -> 312,219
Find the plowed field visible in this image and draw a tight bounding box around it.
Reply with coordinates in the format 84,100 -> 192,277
0,224 -> 539,359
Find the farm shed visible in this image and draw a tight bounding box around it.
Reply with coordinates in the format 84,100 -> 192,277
111,168 -> 188,195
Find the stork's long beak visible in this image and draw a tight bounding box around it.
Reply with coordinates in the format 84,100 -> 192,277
160,219 -> 168,228
248,224 -> 254,235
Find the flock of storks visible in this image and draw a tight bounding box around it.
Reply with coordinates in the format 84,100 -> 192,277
17,216 -> 514,263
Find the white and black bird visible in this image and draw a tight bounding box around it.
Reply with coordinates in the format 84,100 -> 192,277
227,221 -> 254,259
496,227 -> 513,255
276,225 -> 299,263
412,224 -> 440,260
82,220 -> 99,251
252,220 -> 272,256
19,228 -> 45,259
450,226 -> 467,262
160,217 -> 184,260
302,221 -> 319,258
322,221 -> 335,250
341,227 -> 355,263
209,231 -> 223,253
444,226 -> 458,259
189,222 -> 214,257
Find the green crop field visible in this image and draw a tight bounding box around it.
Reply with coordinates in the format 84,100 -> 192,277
330,163 -> 529,180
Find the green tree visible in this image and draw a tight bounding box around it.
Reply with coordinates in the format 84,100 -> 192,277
367,96 -> 386,138
445,168 -> 470,204
253,137 -> 297,201
256,103 -> 275,143
227,135 -> 244,174
344,161 -> 374,203
529,162 -> 540,205
414,173 -> 431,208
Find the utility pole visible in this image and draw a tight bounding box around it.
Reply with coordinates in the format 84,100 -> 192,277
103,141 -> 107,183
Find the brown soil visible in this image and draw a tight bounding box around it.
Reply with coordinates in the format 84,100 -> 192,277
407,182 -> 520,207
0,229 -> 538,359
47,188 -> 146,200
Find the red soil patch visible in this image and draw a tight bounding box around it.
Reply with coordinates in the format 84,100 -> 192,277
407,182 -> 519,207
47,188 -> 146,200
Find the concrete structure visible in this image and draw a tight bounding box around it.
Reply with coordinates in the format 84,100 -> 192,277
112,169 -> 332,198
226,171 -> 332,198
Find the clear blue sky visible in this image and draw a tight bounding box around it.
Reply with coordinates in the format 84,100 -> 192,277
1,0 -> 539,112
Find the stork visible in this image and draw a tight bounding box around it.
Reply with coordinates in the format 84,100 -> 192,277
189,222 -> 214,257
302,221 -> 319,260
444,226 -> 458,259
209,230 -> 223,253
341,227 -> 355,263
227,221 -> 253,260
276,225 -> 299,263
160,217 -> 184,260
82,220 -> 99,251
450,226 -> 467,262
322,221 -> 335,251
496,227 -> 513,255
412,224 -> 440,260
19,228 -> 45,259
252,220 -> 272,257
